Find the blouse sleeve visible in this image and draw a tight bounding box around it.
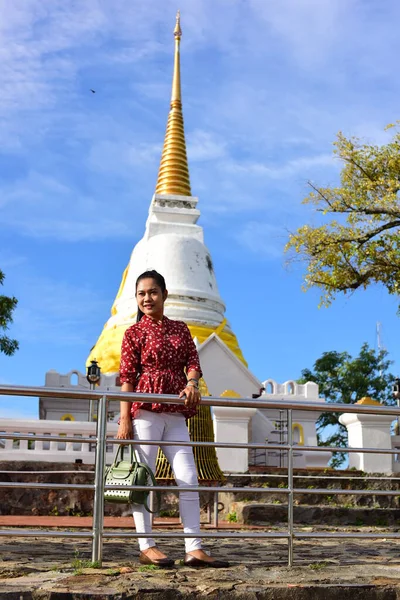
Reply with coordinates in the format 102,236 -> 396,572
182,324 -> 203,377
119,328 -> 141,387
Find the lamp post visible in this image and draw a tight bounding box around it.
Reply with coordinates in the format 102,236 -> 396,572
392,377 -> 400,435
87,359 -> 101,422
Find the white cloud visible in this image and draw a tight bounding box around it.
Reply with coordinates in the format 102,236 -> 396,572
250,0 -> 349,67
187,130 -> 227,162
0,0 -> 399,243
88,140 -> 161,174
11,275 -> 110,346
0,170 -> 135,241
5,216 -> 132,242
235,222 -> 287,260
224,153 -> 336,179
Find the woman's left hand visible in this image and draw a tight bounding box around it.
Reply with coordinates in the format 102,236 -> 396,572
179,385 -> 201,408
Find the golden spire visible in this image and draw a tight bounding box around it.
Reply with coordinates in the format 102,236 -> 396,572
155,10 -> 192,197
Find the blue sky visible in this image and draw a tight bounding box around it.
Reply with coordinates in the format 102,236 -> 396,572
1,0 -> 400,419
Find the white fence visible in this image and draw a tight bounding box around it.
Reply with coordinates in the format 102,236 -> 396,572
0,419 -> 118,464
1,417 -> 400,472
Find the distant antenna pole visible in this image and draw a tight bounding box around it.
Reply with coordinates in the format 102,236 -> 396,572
377,321 -> 383,352
376,321 -> 384,380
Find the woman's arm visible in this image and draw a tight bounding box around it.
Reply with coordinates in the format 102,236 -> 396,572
187,369 -> 201,383
117,328 -> 140,439
180,369 -> 201,408
117,382 -> 134,439
179,324 -> 203,408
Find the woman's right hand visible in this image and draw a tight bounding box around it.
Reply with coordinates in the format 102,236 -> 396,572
116,417 -> 133,440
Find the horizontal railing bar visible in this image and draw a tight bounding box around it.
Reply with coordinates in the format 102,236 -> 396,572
0,471 -> 96,475
106,484 -> 400,497
227,474 -> 400,481
0,530 -> 93,538
295,532 -> 400,539
102,485 -> 290,493
0,433 -> 96,443
0,433 -> 289,451
1,384 -> 400,416
0,529 -> 289,539
4,469 -> 399,481
115,440 -> 399,454
103,484 -> 400,496
1,529 -> 398,541
0,482 -> 94,491
1,481 -> 397,497
299,475 -> 400,481
0,481 -> 288,493
102,531 -> 290,539
297,444 -> 400,455
1,470 -> 399,484
2,434 -> 399,455
294,487 -> 400,496
105,439 -> 290,451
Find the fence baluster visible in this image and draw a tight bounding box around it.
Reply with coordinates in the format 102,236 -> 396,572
92,394 -> 108,565
287,409 -> 294,567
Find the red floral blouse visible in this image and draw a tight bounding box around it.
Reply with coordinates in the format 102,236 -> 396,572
119,315 -> 202,419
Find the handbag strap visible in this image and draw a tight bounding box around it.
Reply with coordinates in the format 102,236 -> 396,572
138,463 -> 161,514
113,443 -> 136,468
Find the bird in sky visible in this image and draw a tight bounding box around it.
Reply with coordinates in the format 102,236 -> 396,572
90,89 -> 96,94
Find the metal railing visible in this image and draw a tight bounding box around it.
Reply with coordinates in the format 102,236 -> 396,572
1,384 -> 400,567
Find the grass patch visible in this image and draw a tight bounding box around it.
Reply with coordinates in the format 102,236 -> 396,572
138,564 -> 160,572
159,509 -> 179,518
309,561 -> 329,570
106,568 -> 120,576
71,559 -> 101,570
71,549 -> 100,572
227,512 -> 237,523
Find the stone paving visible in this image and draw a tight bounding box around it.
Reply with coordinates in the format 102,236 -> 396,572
1,525 -> 400,598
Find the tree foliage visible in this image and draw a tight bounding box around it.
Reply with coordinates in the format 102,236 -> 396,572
299,343 -> 395,468
0,269 -> 19,356
286,123 -> 400,308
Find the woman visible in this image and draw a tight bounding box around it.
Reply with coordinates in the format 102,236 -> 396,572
117,270 -> 229,568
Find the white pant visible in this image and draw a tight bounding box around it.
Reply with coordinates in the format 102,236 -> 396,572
132,410 -> 202,552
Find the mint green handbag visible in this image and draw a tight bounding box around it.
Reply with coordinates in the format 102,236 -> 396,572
104,444 -> 158,512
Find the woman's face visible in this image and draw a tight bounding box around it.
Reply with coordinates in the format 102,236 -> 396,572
136,278 -> 167,320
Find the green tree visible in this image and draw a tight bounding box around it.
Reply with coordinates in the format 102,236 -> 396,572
0,269 -> 19,356
299,343 -> 395,468
285,123 -> 400,309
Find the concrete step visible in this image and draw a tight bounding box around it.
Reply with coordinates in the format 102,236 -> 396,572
231,502 -> 400,526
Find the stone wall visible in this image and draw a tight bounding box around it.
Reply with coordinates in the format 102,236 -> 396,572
0,462 -> 214,517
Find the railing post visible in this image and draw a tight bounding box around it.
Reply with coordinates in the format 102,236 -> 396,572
287,408 -> 294,567
213,491 -> 219,528
92,394 -> 108,565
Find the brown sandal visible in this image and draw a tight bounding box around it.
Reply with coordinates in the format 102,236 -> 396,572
184,553 -> 230,568
139,551 -> 174,568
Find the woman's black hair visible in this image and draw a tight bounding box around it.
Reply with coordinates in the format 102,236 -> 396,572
135,270 -> 167,322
